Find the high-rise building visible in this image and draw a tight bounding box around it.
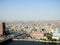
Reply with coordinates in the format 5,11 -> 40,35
0,22 -> 3,36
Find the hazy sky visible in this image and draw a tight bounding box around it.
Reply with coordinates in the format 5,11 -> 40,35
0,0 -> 60,21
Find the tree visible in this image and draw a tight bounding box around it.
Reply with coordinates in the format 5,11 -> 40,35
45,33 -> 52,41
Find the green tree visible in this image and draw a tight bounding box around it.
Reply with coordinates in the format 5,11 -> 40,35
45,33 -> 52,41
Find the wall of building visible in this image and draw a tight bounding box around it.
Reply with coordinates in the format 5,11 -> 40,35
0,22 -> 3,35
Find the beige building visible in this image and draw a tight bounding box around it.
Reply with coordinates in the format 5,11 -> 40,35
0,22 -> 3,36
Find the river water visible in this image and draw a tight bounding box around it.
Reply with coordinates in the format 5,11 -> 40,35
6,41 -> 60,45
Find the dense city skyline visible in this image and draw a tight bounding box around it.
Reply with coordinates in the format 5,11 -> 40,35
0,0 -> 60,21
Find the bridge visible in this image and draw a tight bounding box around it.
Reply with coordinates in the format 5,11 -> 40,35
0,32 -> 26,43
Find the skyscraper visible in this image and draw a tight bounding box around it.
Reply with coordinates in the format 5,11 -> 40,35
0,22 -> 3,36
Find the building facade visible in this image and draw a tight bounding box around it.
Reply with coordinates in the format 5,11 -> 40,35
52,28 -> 60,40
0,22 -> 3,36
30,32 -> 45,39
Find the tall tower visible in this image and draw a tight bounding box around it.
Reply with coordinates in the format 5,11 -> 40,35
0,22 -> 3,36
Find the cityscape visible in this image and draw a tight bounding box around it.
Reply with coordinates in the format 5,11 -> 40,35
0,20 -> 60,44
0,0 -> 60,45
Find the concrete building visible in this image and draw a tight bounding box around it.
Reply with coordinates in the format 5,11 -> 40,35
30,32 -> 45,39
52,28 -> 60,40
0,22 -> 3,36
